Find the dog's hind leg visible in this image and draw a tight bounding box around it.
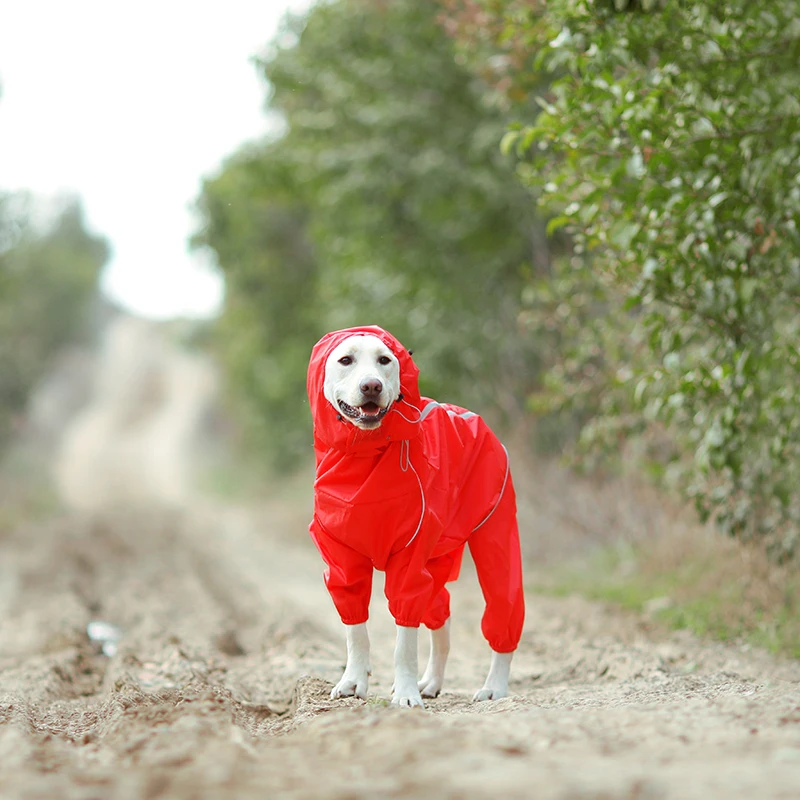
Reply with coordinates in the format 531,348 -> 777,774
473,649 -> 513,701
331,622 -> 371,700
418,618 -> 450,698
467,476 -> 525,701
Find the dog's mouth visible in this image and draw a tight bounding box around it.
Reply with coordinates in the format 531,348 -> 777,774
338,399 -> 390,426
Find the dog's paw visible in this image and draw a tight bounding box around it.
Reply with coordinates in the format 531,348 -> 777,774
472,685 -> 508,702
330,671 -> 369,700
392,691 -> 425,708
473,651 -> 512,702
392,678 -> 425,708
418,676 -> 443,698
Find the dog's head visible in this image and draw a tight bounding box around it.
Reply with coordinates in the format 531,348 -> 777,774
323,334 -> 401,430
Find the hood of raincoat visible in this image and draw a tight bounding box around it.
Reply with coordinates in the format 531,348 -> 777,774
307,325 -> 422,457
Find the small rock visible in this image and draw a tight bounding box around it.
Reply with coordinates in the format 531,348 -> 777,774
87,620 -> 123,657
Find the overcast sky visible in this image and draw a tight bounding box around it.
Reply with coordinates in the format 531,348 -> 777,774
0,0 -> 307,319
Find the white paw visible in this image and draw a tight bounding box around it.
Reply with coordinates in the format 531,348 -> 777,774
418,676 -> 443,698
472,685 -> 507,702
473,650 -> 512,702
392,678 -> 425,708
330,670 -> 369,700
392,691 -> 425,708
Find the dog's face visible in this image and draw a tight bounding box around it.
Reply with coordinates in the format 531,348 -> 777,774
323,334 -> 401,429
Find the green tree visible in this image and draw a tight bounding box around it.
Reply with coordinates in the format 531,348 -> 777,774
449,0 -> 800,555
194,146 -> 320,467
0,195 -> 109,448
196,0 -> 541,469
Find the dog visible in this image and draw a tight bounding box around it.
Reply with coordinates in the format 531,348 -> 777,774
307,326 -> 524,707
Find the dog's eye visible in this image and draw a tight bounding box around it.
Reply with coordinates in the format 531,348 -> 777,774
338,356 -> 353,366
378,356 -> 392,365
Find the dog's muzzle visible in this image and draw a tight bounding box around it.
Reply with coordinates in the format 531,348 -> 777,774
338,399 -> 390,426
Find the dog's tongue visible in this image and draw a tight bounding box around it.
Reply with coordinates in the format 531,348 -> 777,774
360,403 -> 381,416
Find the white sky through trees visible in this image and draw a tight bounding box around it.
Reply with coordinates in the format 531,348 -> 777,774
0,0 -> 307,319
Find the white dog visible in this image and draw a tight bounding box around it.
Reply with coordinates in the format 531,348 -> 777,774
307,326 -> 525,707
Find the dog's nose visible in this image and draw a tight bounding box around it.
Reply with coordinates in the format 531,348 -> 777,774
360,378 -> 383,396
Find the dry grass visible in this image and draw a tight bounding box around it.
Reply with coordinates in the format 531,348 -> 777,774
513,447 -> 800,658
630,529 -> 800,656
511,443 -> 697,564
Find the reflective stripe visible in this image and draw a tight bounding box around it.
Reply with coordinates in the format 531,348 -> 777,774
418,400 -> 476,423
417,400 -> 440,422
400,439 -> 426,548
471,445 -> 510,532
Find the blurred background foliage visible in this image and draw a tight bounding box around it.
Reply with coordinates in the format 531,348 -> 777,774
463,0 -> 800,557
196,0 -> 800,557
193,0 -> 549,469
0,193 -> 109,449
2,0 -> 796,562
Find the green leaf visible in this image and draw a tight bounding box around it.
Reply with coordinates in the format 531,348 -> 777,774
546,215 -> 570,235
708,192 -> 728,209
500,130 -> 520,156
610,221 -> 640,249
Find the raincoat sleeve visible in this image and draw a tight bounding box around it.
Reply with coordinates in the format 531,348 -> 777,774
309,519 -> 373,626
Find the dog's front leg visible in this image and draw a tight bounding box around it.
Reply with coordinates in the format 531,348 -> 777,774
473,649 -> 513,701
392,625 -> 424,708
418,619 -> 450,698
331,622 -> 371,700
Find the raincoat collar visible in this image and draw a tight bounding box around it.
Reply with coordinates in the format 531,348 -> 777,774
307,326 -> 422,456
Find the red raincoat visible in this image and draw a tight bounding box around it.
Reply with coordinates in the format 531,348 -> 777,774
307,326 -> 524,653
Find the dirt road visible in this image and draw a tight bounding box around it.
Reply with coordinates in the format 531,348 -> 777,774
2,319 -> 799,799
